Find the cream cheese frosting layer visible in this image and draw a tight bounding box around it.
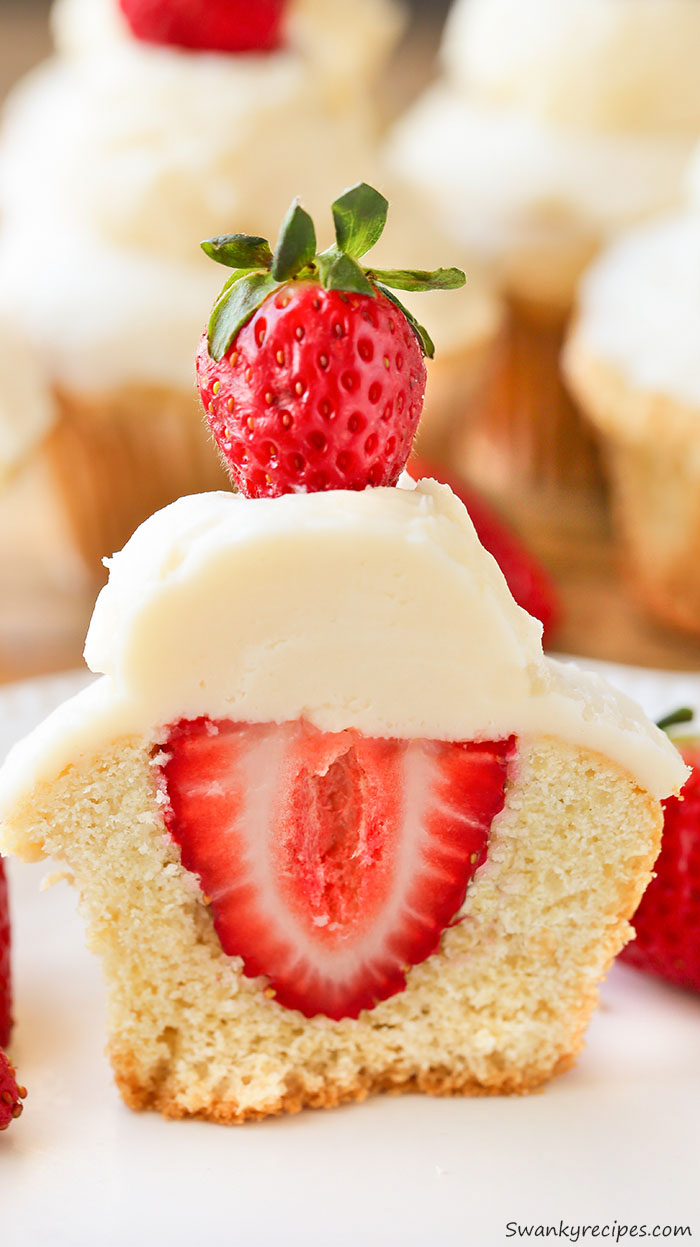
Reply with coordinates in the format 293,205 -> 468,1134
570,214 -> 700,413
445,0 -> 700,135
0,482 -> 685,811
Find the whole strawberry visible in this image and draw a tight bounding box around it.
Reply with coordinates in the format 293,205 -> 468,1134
0,1050 -> 25,1132
0,859 -> 10,1050
621,724 -> 700,993
119,0 -> 286,53
196,184 -> 465,498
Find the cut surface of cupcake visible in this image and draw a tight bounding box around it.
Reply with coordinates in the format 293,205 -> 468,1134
564,145 -> 700,640
387,0 -> 700,505
0,482 -> 685,1122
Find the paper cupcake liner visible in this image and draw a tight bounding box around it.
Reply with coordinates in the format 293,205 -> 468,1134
565,342 -> 700,639
48,383 -> 228,569
415,337 -> 500,460
458,297 -> 606,504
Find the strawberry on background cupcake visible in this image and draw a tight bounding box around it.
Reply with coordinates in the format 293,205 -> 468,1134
0,187 -> 686,1125
387,0 -> 700,516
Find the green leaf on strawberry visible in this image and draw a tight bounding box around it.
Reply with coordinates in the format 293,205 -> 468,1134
201,234 -> 274,270
201,182 -> 466,363
207,271 -> 281,362
317,249 -> 376,297
657,708 -> 694,733
332,183 -> 389,260
367,266 -> 468,292
271,200 -> 317,283
375,283 -> 436,359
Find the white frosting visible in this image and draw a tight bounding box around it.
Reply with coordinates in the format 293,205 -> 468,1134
0,54 -> 372,393
52,0 -> 403,105
387,0 -> 700,305
0,223 -> 223,394
0,482 -> 685,813
0,321 -> 56,479
447,0 -> 700,134
388,90 -> 692,308
0,0 -> 406,393
0,53 -> 376,263
572,213 -> 700,411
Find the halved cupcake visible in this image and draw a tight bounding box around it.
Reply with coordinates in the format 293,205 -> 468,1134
0,482 -> 684,1121
0,187 -> 684,1124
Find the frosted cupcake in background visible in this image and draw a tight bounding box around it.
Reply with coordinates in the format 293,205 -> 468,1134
0,0 -> 402,593
387,0 -> 700,510
564,145 -> 700,641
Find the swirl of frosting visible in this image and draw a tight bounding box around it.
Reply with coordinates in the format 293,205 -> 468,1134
0,50 -> 377,260
446,0 -> 700,134
52,0 -> 403,103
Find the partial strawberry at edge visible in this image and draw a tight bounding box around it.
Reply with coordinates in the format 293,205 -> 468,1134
0,859 -> 11,1050
620,740 -> 700,994
0,1049 -> 26,1132
408,456 -> 560,645
158,718 -> 514,1021
119,0 -> 287,54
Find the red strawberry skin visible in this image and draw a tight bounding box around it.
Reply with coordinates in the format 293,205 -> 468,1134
0,859 -> 10,1050
0,1050 -> 26,1132
621,743 -> 700,993
119,0 -> 286,53
157,719 -> 514,1021
196,283 -> 427,499
409,456 -> 560,645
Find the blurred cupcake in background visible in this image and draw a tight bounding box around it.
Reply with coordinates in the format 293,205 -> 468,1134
564,145 -> 700,641
387,0 -> 700,513
0,0 -> 403,591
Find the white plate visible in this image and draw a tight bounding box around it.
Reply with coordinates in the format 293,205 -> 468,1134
2,662 -> 699,1247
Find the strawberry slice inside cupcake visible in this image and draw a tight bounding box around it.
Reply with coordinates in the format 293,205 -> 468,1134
157,719 -> 514,1020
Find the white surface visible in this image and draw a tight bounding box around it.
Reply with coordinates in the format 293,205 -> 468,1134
1,661 -> 699,1246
